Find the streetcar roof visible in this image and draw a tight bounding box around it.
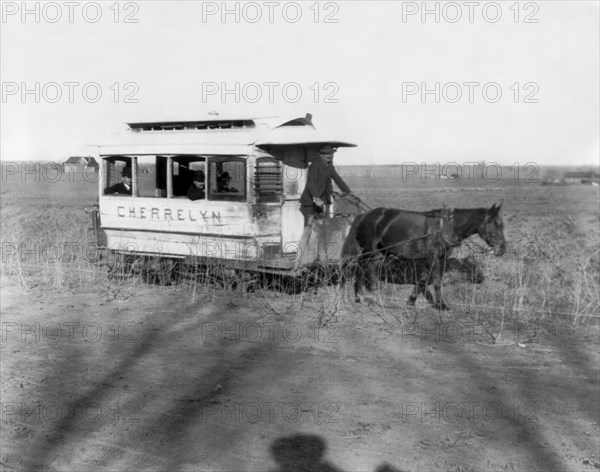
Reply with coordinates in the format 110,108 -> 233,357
98,114 -> 356,156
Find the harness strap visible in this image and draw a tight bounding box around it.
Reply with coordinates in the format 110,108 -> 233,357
350,210 -> 460,262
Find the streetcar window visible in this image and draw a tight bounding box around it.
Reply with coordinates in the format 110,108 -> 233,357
137,157 -> 160,197
103,155 -> 243,200
103,157 -> 133,196
171,156 -> 206,197
208,157 -> 246,202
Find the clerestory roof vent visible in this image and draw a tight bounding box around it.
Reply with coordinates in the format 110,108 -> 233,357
127,120 -> 256,132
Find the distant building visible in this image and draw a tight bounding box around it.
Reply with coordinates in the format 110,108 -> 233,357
63,156 -> 99,173
541,178 -> 564,186
563,171 -> 600,185
441,172 -> 459,180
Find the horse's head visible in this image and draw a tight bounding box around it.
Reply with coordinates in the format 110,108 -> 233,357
478,203 -> 506,256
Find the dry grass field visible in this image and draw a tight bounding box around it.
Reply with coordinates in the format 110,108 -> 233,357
1,165 -> 599,471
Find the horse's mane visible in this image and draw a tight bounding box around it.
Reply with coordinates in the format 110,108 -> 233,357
444,207 -> 489,239
418,207 -> 490,240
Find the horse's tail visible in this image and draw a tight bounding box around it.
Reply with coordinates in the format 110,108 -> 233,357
339,214 -> 366,285
341,214 -> 364,259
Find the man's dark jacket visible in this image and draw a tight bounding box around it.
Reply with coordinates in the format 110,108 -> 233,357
300,157 -> 351,207
104,183 -> 131,195
187,185 -> 205,201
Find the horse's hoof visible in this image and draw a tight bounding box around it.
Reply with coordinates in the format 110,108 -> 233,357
407,299 -> 416,307
436,303 -> 450,311
355,296 -> 362,303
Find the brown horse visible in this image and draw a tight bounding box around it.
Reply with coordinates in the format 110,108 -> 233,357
341,204 -> 506,310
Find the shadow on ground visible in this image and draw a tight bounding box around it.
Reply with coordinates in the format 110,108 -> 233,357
267,433 -> 405,472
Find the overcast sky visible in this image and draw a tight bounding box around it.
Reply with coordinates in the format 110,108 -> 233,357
1,1 -> 598,166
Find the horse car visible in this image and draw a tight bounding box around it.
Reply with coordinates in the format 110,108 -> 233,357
87,114 -> 357,287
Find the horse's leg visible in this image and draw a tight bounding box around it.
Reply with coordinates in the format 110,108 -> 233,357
423,283 -> 436,306
404,260 -> 427,306
408,261 -> 425,307
408,276 -> 431,322
354,257 -> 365,303
408,285 -> 418,306
431,258 -> 449,310
408,263 -> 420,306
416,259 -> 441,308
365,254 -> 381,292
354,254 -> 375,302
353,253 -> 383,304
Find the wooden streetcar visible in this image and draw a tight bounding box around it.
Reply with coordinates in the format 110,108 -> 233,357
87,113 -> 359,290
86,113 -> 505,306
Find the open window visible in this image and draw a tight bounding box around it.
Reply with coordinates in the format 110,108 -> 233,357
102,156 -> 133,196
102,155 -> 169,197
102,154 -> 243,201
137,156 -> 161,197
208,157 -> 246,202
169,156 -> 207,198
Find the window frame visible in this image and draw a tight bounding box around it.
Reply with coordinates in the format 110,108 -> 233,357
206,156 -> 247,202
102,155 -> 135,197
101,154 -> 247,201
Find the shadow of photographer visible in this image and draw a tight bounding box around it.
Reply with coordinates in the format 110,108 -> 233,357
267,433 -> 404,472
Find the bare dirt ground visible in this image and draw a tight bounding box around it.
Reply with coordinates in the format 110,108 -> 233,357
1,174 -> 599,471
1,279 -> 598,471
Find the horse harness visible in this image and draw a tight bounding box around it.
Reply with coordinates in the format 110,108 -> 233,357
350,208 -> 461,262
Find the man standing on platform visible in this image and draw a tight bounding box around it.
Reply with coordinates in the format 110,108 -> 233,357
300,144 -> 353,226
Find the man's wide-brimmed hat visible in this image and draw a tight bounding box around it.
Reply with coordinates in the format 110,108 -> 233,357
121,166 -> 132,178
319,144 -> 336,154
192,170 -> 205,181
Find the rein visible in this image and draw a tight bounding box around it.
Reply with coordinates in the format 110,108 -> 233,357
333,191 -> 373,212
